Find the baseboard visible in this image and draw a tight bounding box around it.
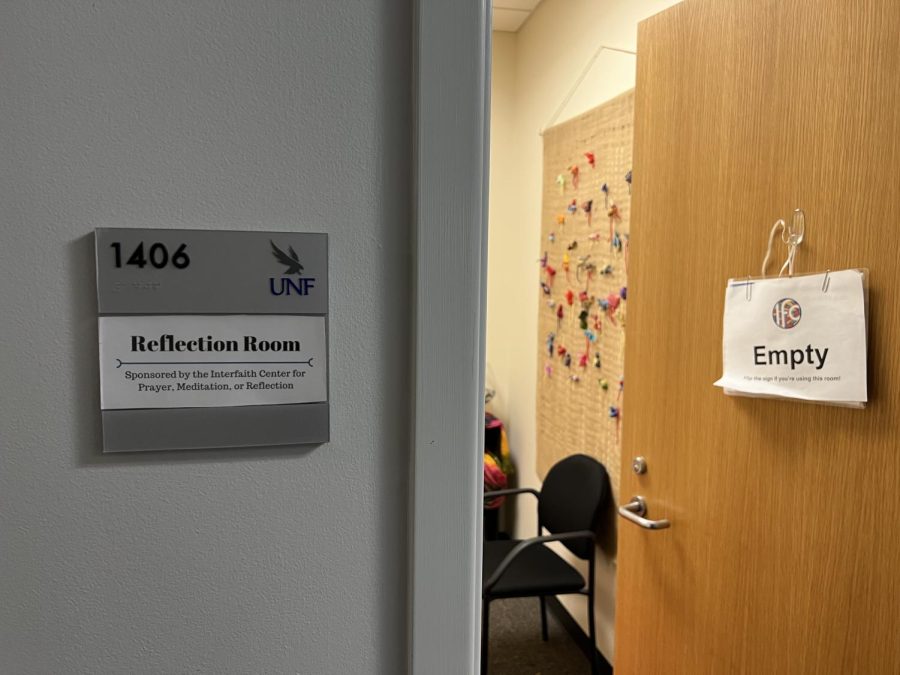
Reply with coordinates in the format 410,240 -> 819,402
545,596 -> 613,674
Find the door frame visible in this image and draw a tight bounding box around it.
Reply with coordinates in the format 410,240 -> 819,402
409,1 -> 490,673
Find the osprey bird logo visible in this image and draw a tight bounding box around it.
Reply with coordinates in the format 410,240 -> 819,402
270,240 -> 304,275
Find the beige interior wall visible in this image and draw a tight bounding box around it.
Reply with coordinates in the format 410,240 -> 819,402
485,0 -> 682,663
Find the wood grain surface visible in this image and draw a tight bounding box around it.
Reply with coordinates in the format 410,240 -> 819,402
615,1 -> 900,673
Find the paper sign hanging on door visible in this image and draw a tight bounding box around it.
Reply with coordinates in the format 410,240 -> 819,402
713,269 -> 867,406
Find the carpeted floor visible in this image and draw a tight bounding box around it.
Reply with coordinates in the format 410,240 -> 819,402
485,597 -> 596,675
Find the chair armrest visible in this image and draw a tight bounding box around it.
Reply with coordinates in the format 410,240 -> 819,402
483,530 -> 596,592
483,487 -> 539,500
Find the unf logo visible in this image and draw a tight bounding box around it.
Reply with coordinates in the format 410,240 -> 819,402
772,297 -> 801,329
269,240 -> 316,296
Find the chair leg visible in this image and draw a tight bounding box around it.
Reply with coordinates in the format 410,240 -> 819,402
588,589 -> 599,675
539,596 -> 549,641
481,598 -> 490,674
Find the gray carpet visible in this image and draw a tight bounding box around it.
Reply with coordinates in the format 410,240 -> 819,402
486,598 -> 595,675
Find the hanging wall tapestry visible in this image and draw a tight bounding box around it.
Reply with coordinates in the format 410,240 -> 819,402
536,89 -> 634,499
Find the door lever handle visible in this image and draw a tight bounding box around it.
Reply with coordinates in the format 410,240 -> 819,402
618,496 -> 671,530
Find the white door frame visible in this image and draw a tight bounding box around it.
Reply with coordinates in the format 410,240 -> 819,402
409,1 -> 490,673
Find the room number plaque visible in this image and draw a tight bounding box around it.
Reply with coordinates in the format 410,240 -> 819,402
95,228 -> 329,452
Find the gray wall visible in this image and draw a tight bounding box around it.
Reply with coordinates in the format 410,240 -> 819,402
0,1 -> 411,673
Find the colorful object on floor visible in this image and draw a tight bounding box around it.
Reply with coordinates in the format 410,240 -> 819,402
584,151 -> 596,168
601,183 -> 609,208
582,199 -> 593,228
567,199 -> 578,215
484,413 -> 513,509
569,164 -> 579,188
556,174 -> 565,193
625,169 -> 632,193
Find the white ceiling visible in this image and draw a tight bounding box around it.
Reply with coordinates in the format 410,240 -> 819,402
493,0 -> 542,32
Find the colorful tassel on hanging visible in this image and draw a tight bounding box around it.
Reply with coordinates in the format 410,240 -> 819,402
588,232 -> 602,246
544,363 -> 553,377
549,232 -> 556,243
618,377 -> 624,400
612,230 -> 622,252
564,353 -> 572,368
619,286 -> 627,301
556,344 -> 567,357
567,240 -> 578,251
569,165 -> 579,188
562,252 -> 570,280
582,199 -> 593,228
569,374 -> 580,383
585,152 -> 596,168
565,289 -> 574,306
599,378 -> 609,390
599,264 -> 613,275
593,353 -> 602,369
578,353 -> 589,369
539,251 -> 548,268
607,203 -> 621,243
556,214 -> 566,227
556,304 -> 564,329
578,309 -> 589,330
625,169 -> 632,194
540,281 -> 551,295
567,199 -> 578,215
546,332 -> 555,356
545,265 -> 556,286
609,406 -> 621,442
601,183 -> 609,208
556,174 -> 565,193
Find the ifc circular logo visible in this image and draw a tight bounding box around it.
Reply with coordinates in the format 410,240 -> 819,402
772,298 -> 801,329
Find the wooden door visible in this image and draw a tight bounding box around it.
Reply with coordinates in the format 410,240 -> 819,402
616,1 -> 900,673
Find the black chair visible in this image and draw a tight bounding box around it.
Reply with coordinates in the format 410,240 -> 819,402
481,454 -> 610,674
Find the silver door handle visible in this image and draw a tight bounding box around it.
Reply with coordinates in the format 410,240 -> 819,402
618,496 -> 671,530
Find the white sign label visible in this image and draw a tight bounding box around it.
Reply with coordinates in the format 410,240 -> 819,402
99,315 -> 327,410
713,270 -> 867,405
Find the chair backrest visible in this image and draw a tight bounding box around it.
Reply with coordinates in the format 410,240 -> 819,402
538,454 -> 610,559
